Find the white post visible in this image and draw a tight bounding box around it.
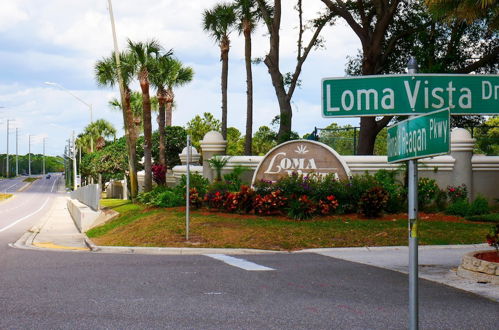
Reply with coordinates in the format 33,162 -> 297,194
6,119 -> 10,177
43,138 -> 46,175
28,135 -> 31,176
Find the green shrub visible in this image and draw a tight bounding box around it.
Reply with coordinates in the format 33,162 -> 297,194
434,189 -> 448,212
359,186 -> 389,218
275,172 -> 319,199
137,186 -> 170,205
446,184 -> 468,202
253,179 -> 275,195
418,177 -> 439,211
466,213 -> 499,223
223,166 -> 247,192
176,173 -> 209,197
332,173 -> 377,214
445,199 -> 470,216
152,190 -> 184,208
374,170 -> 405,213
469,195 -> 490,216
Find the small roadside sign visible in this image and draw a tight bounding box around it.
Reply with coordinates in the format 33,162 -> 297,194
387,108 -> 450,163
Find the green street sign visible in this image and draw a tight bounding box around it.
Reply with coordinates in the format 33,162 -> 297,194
387,109 -> 450,163
322,74 -> 499,117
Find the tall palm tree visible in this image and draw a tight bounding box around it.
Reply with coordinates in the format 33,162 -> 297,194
95,51 -> 139,199
234,0 -> 260,155
150,55 -> 194,168
127,39 -> 165,192
203,3 -> 237,140
109,92 -> 159,137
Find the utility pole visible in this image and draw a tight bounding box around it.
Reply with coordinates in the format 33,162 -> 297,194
72,131 -> 77,190
6,119 -> 14,177
15,127 -> 18,176
28,135 -> 31,176
42,138 -> 46,175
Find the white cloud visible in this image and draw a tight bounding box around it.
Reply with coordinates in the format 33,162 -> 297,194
0,1 -> 29,32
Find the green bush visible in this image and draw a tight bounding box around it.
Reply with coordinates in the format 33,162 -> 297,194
176,173 -> 209,197
152,190 -> 184,208
222,166 -> 247,192
445,199 -> 470,216
287,195 -> 317,220
374,170 -> 405,213
137,186 -> 170,205
418,177 -> 439,211
469,195 -> 490,216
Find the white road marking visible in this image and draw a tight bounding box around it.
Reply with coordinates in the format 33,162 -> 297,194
205,254 -> 275,271
0,177 -> 58,233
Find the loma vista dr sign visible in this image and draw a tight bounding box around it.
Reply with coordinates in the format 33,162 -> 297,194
387,109 -> 450,163
322,74 -> 499,117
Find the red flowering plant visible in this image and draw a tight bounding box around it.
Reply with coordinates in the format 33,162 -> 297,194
223,192 -> 239,213
204,190 -> 225,210
189,188 -> 203,209
152,163 -> 166,185
287,194 -> 317,220
233,185 -> 256,214
253,190 -> 287,216
318,195 -> 339,215
447,184 -> 468,202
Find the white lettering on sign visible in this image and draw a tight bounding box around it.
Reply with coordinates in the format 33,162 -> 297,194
404,80 -> 470,111
264,152 -> 318,175
429,118 -> 448,143
482,81 -> 499,100
326,85 -> 395,112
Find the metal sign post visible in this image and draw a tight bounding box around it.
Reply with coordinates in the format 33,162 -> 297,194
186,135 -> 191,241
407,57 -> 418,330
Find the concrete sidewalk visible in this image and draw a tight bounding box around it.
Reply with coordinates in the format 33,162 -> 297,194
13,195 -> 498,301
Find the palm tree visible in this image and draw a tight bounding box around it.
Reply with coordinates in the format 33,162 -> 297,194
95,51 -> 139,199
234,0 -> 260,155
84,119 -> 117,150
109,92 -> 159,137
150,55 -> 194,168
425,0 -> 498,29
203,3 -> 237,140
127,39 -> 165,192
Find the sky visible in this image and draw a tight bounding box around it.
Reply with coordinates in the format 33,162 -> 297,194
0,0 -> 361,156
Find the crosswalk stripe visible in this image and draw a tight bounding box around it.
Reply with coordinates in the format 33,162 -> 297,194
205,254 -> 275,271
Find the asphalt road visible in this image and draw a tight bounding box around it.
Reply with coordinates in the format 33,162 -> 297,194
0,176 -> 497,329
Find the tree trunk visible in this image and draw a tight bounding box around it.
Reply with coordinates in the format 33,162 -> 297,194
139,69 -> 153,192
165,87 -> 174,127
157,87 -> 167,170
243,21 -> 253,155
123,88 -> 138,200
357,117 -> 378,155
220,36 -> 230,140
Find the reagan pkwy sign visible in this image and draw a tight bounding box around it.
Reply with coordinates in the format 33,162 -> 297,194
322,74 -> 499,117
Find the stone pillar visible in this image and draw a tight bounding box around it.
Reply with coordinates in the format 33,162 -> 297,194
450,128 -> 475,201
199,131 -> 227,182
179,146 -> 200,165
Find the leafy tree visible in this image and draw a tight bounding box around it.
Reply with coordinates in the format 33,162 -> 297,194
234,0 -> 262,154
151,126 -> 188,169
127,39 -> 165,192
475,116 -> 499,155
95,51 -> 139,199
186,112 -> 222,150
226,127 -> 245,155
425,0 -> 498,30
80,137 -> 129,183
322,0 -> 498,155
83,119 -> 117,151
252,125 -> 277,155
255,0 -> 333,142
203,3 -> 237,140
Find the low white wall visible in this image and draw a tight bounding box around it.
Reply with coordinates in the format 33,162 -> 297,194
70,184 -> 100,211
67,198 -> 101,232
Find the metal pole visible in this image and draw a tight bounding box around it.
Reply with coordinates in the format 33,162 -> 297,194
28,135 -> 31,176
43,138 -> 46,175
72,131 -> 77,191
407,56 -> 419,330
16,128 -> 18,176
6,119 -> 10,177
186,135 -> 191,241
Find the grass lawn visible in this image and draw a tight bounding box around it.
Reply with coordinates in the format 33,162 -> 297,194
23,177 -> 39,183
87,199 -> 493,251
0,193 -> 13,202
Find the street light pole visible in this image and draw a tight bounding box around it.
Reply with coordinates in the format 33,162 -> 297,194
28,135 -> 32,176
43,138 -> 46,175
44,82 -> 93,125
16,127 -> 18,176
6,119 -> 13,177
